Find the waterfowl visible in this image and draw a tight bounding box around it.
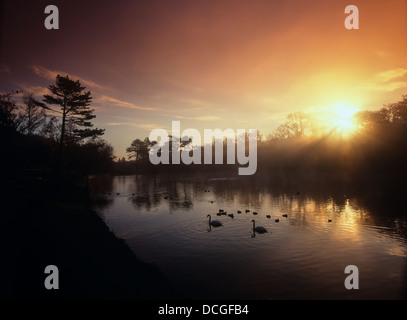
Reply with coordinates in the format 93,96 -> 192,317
228,214 -> 234,219
216,213 -> 222,216
328,219 -> 332,223
245,209 -> 250,213
251,220 -> 267,234
282,214 -> 288,218
266,215 -> 271,219
219,209 -> 224,213
207,214 -> 223,227
275,219 -> 280,223
253,212 -> 258,215
237,210 -> 242,214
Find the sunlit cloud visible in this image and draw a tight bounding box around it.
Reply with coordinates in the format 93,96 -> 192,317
106,122 -> 163,130
17,84 -> 49,96
358,68 -> 407,92
31,65 -> 104,90
376,68 -> 407,83
178,98 -> 207,105
175,115 -> 221,121
358,81 -> 407,92
97,95 -> 157,111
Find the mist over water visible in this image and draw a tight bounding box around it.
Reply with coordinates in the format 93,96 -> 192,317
90,174 -> 407,299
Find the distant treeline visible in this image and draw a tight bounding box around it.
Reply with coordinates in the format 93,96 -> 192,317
2,78 -> 407,189
117,95 -> 407,186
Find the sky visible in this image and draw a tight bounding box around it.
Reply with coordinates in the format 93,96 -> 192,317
1,0 -> 407,158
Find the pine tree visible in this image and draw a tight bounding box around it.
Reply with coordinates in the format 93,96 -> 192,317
43,75 -> 105,171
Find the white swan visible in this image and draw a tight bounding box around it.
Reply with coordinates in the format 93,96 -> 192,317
207,214 -> 223,227
251,219 -> 267,234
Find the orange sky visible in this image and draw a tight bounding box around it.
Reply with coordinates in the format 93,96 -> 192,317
1,0 -> 407,158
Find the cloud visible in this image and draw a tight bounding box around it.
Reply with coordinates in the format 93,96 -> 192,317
106,122 -> 162,130
30,65 -> 155,112
17,84 -> 49,96
97,95 -> 157,111
361,81 -> 407,92
376,68 -> 407,83
358,68 -> 407,92
175,115 -> 221,121
31,65 -> 104,90
178,98 -> 206,105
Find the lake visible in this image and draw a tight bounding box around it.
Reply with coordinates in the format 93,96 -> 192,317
90,174 -> 407,299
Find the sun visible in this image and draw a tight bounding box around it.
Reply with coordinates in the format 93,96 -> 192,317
325,103 -> 359,136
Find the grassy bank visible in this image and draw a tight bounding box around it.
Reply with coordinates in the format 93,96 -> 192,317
0,171 -> 173,299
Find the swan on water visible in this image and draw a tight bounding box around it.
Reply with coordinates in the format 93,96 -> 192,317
207,214 -> 223,227
251,219 -> 267,234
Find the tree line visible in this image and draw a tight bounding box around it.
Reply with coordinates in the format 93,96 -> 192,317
2,73 -> 407,187
0,75 -> 114,176
118,95 -> 407,186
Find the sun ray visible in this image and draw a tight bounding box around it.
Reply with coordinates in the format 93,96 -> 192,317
321,102 -> 360,136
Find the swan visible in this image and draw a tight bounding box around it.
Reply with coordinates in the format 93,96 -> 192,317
207,214 -> 223,227
252,220 -> 267,234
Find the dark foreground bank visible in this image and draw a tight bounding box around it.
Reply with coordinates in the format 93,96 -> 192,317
0,170 -> 173,299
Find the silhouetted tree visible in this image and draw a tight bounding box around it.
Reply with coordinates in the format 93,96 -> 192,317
0,91 -> 21,134
43,75 -> 105,171
39,115 -> 60,140
355,108 -> 390,128
65,138 -> 114,173
386,95 -> 407,123
273,112 -> 314,139
17,93 -> 47,136
126,138 -> 150,162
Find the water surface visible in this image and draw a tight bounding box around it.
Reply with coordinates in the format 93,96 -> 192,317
90,174 -> 407,299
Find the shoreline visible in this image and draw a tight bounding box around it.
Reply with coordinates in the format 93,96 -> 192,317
0,172 -> 173,299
